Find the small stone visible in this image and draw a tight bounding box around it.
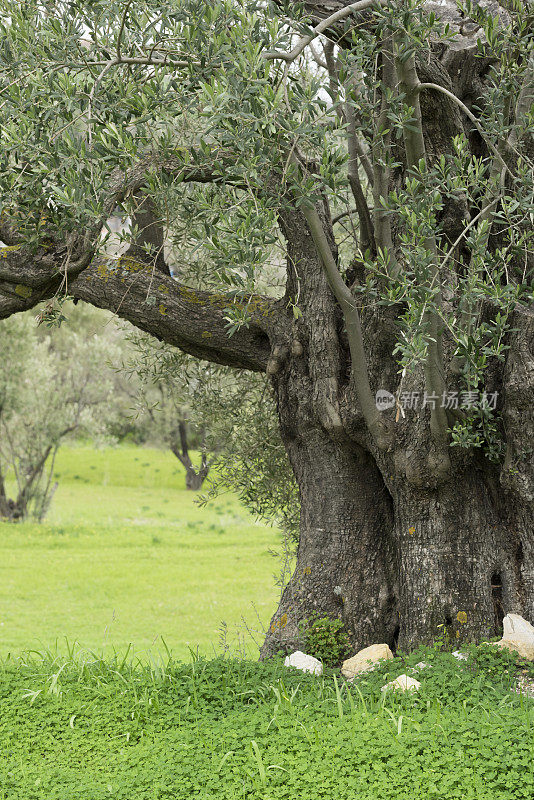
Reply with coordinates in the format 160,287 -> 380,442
414,662 -> 429,670
341,644 -> 393,680
284,651 -> 323,675
382,674 -> 421,693
452,651 -> 468,661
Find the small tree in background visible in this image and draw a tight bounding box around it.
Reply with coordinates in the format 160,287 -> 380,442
169,416 -> 210,491
144,379 -> 212,490
0,312 -> 118,521
130,328 -> 298,520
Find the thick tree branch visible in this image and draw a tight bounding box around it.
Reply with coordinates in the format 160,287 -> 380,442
0,148 -> 272,371
0,159 -> 213,313
289,150 -> 390,447
372,42 -> 398,275
68,259 -> 277,372
395,45 -> 449,450
299,200 -> 391,447
124,191 -> 169,275
0,242 -> 69,319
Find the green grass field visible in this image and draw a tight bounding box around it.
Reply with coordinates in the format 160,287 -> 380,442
0,445 -> 282,661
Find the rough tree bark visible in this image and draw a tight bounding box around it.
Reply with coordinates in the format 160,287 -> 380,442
0,0 -> 532,653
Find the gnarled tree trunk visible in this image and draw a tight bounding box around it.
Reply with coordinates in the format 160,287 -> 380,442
262,375 -> 533,656
260,401 -> 397,658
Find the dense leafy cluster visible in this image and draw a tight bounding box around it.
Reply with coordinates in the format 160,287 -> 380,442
298,613 -> 349,666
1,0 -> 532,462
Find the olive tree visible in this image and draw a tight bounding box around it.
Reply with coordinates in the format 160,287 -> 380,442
0,0 -> 532,652
0,311 -> 119,520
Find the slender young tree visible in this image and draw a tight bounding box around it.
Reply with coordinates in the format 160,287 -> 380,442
143,382 -> 213,490
0,0 -> 532,652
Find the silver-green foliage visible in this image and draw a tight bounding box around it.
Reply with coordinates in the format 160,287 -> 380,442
0,0 -> 532,462
0,311 -> 119,520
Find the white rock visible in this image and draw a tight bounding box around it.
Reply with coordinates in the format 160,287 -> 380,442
341,644 -> 393,680
284,651 -> 323,675
414,662 -> 430,669
491,614 -> 534,661
503,613 -> 534,640
382,674 -> 421,693
452,651 -> 468,661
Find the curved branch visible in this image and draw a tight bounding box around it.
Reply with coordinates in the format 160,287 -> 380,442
293,189 -> 390,447
416,83 -> 519,177
263,0 -> 386,63
395,47 -> 449,449
0,282 -> 56,319
0,147 -> 277,372
69,259 -> 278,372
0,244 -> 279,370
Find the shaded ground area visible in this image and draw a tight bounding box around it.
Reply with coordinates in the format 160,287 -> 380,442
0,446 -> 280,660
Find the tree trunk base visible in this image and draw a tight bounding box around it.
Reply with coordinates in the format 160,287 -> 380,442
393,472 -> 532,651
262,455 -> 533,659
261,438 -> 398,658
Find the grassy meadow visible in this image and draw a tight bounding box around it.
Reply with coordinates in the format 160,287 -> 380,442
0,445 -> 282,661
1,446 -> 533,799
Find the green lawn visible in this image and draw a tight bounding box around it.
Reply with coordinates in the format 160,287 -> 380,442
0,445 -> 281,661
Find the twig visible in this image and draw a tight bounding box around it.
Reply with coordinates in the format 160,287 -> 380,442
117,0 -> 134,62
263,0 -> 386,63
440,197 -> 500,273
332,208 -> 358,224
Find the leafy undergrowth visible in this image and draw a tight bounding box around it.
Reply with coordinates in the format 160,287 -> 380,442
0,645 -> 533,799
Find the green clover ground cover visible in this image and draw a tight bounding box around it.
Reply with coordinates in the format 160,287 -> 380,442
1,646 -> 532,799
